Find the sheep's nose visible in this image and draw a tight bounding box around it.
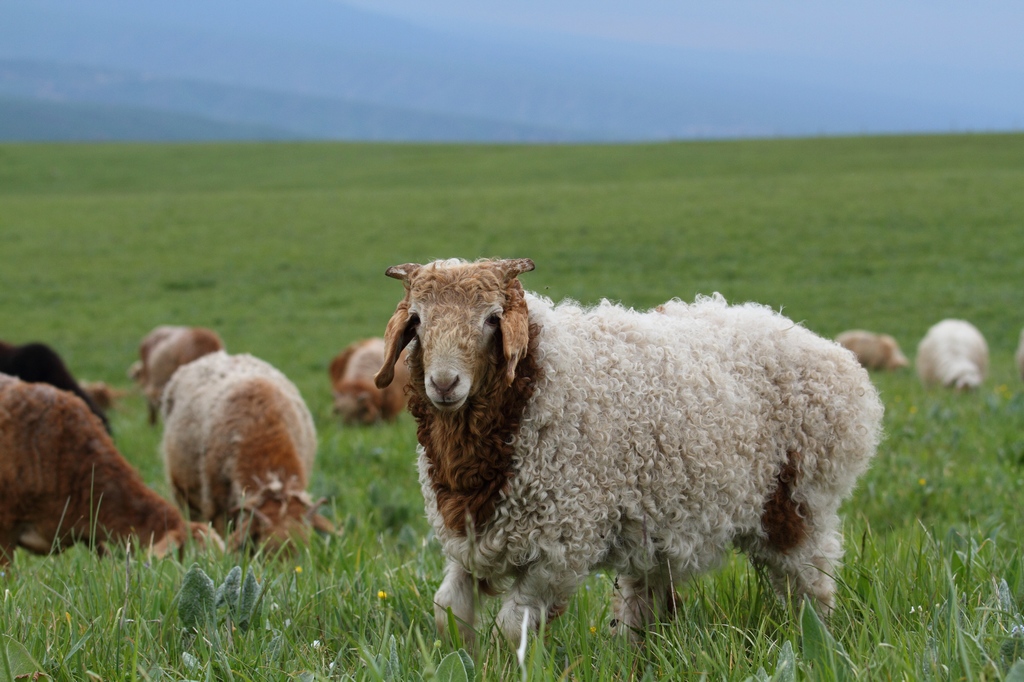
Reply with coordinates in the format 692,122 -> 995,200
430,374 -> 460,396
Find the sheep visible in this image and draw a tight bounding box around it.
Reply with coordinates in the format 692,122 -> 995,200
80,380 -> 128,412
373,258 -> 884,645
329,338 -> 410,424
835,330 -> 909,371
129,325 -> 224,425
0,373 -> 221,565
916,319 -> 989,390
1016,328 -> 1024,382
161,351 -> 334,554
0,340 -> 111,433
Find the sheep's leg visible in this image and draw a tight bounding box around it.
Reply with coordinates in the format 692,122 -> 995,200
434,559 -> 478,646
495,569 -> 578,645
755,511 -> 844,617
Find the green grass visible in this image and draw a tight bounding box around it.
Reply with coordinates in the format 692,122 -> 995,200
2,134 -> 1024,680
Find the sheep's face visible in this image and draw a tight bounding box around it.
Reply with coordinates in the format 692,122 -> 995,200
149,523 -> 225,560
230,493 -> 336,556
880,335 -> 909,370
333,389 -> 381,424
375,259 -> 535,412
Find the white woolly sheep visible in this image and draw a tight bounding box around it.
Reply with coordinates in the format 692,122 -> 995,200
916,319 -> 989,390
329,338 -> 410,424
835,330 -> 909,371
374,258 -> 884,645
0,373 -> 221,565
161,351 -> 333,554
129,325 -> 224,425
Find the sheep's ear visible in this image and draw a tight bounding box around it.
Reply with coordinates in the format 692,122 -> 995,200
494,258 -> 535,283
384,263 -> 422,284
375,298 -> 416,389
501,278 -> 531,385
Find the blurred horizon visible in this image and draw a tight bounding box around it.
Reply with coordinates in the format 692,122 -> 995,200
1,0 -> 1021,142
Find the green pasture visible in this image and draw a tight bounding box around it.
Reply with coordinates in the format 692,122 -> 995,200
1,134 -> 1024,680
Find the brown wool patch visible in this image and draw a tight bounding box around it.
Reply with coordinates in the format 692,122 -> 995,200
761,450 -> 807,553
409,323 -> 542,535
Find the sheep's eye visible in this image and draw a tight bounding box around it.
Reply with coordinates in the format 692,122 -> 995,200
485,313 -> 501,327
405,313 -> 421,340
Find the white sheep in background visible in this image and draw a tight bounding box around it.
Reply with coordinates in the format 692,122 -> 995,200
835,330 -> 909,371
374,258 -> 884,645
916,319 -> 989,390
1016,328 -> 1024,382
161,351 -> 333,554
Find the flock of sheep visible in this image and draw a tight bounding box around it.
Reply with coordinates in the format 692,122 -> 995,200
837,317 -> 1014,391
1,257 -> 1022,646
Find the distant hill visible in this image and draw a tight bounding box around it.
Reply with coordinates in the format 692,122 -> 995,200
0,61 -> 587,142
0,95 -> 299,141
0,0 -> 1019,141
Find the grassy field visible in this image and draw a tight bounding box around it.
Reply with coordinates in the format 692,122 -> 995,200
1,134 -> 1024,680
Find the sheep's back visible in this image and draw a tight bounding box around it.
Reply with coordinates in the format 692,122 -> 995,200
916,319 -> 988,387
449,294 -> 881,575
161,352 -> 317,499
340,339 -> 387,384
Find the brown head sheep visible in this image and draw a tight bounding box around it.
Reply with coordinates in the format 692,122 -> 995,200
129,325 -> 224,425
916,319 -> 989,390
374,258 -> 883,645
835,330 -> 909,371
160,351 -> 334,555
80,380 -> 128,412
0,373 -> 221,566
329,338 -> 410,425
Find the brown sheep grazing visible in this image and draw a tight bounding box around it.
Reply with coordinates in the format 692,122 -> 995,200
835,330 -> 909,371
129,325 -> 224,425
161,352 -> 334,555
329,338 -> 410,424
0,374 -> 222,566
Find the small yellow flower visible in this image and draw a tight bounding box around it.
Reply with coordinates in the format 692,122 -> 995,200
589,626 -> 597,635
294,566 -> 303,574
909,405 -> 918,415
919,478 -> 926,486
378,590 -> 387,600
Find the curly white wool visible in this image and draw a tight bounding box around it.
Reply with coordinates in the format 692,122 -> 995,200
916,319 -> 989,390
424,288 -> 884,642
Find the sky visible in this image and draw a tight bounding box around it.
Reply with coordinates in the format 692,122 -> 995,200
342,1 -> 1024,74
2,0 -> 1020,140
